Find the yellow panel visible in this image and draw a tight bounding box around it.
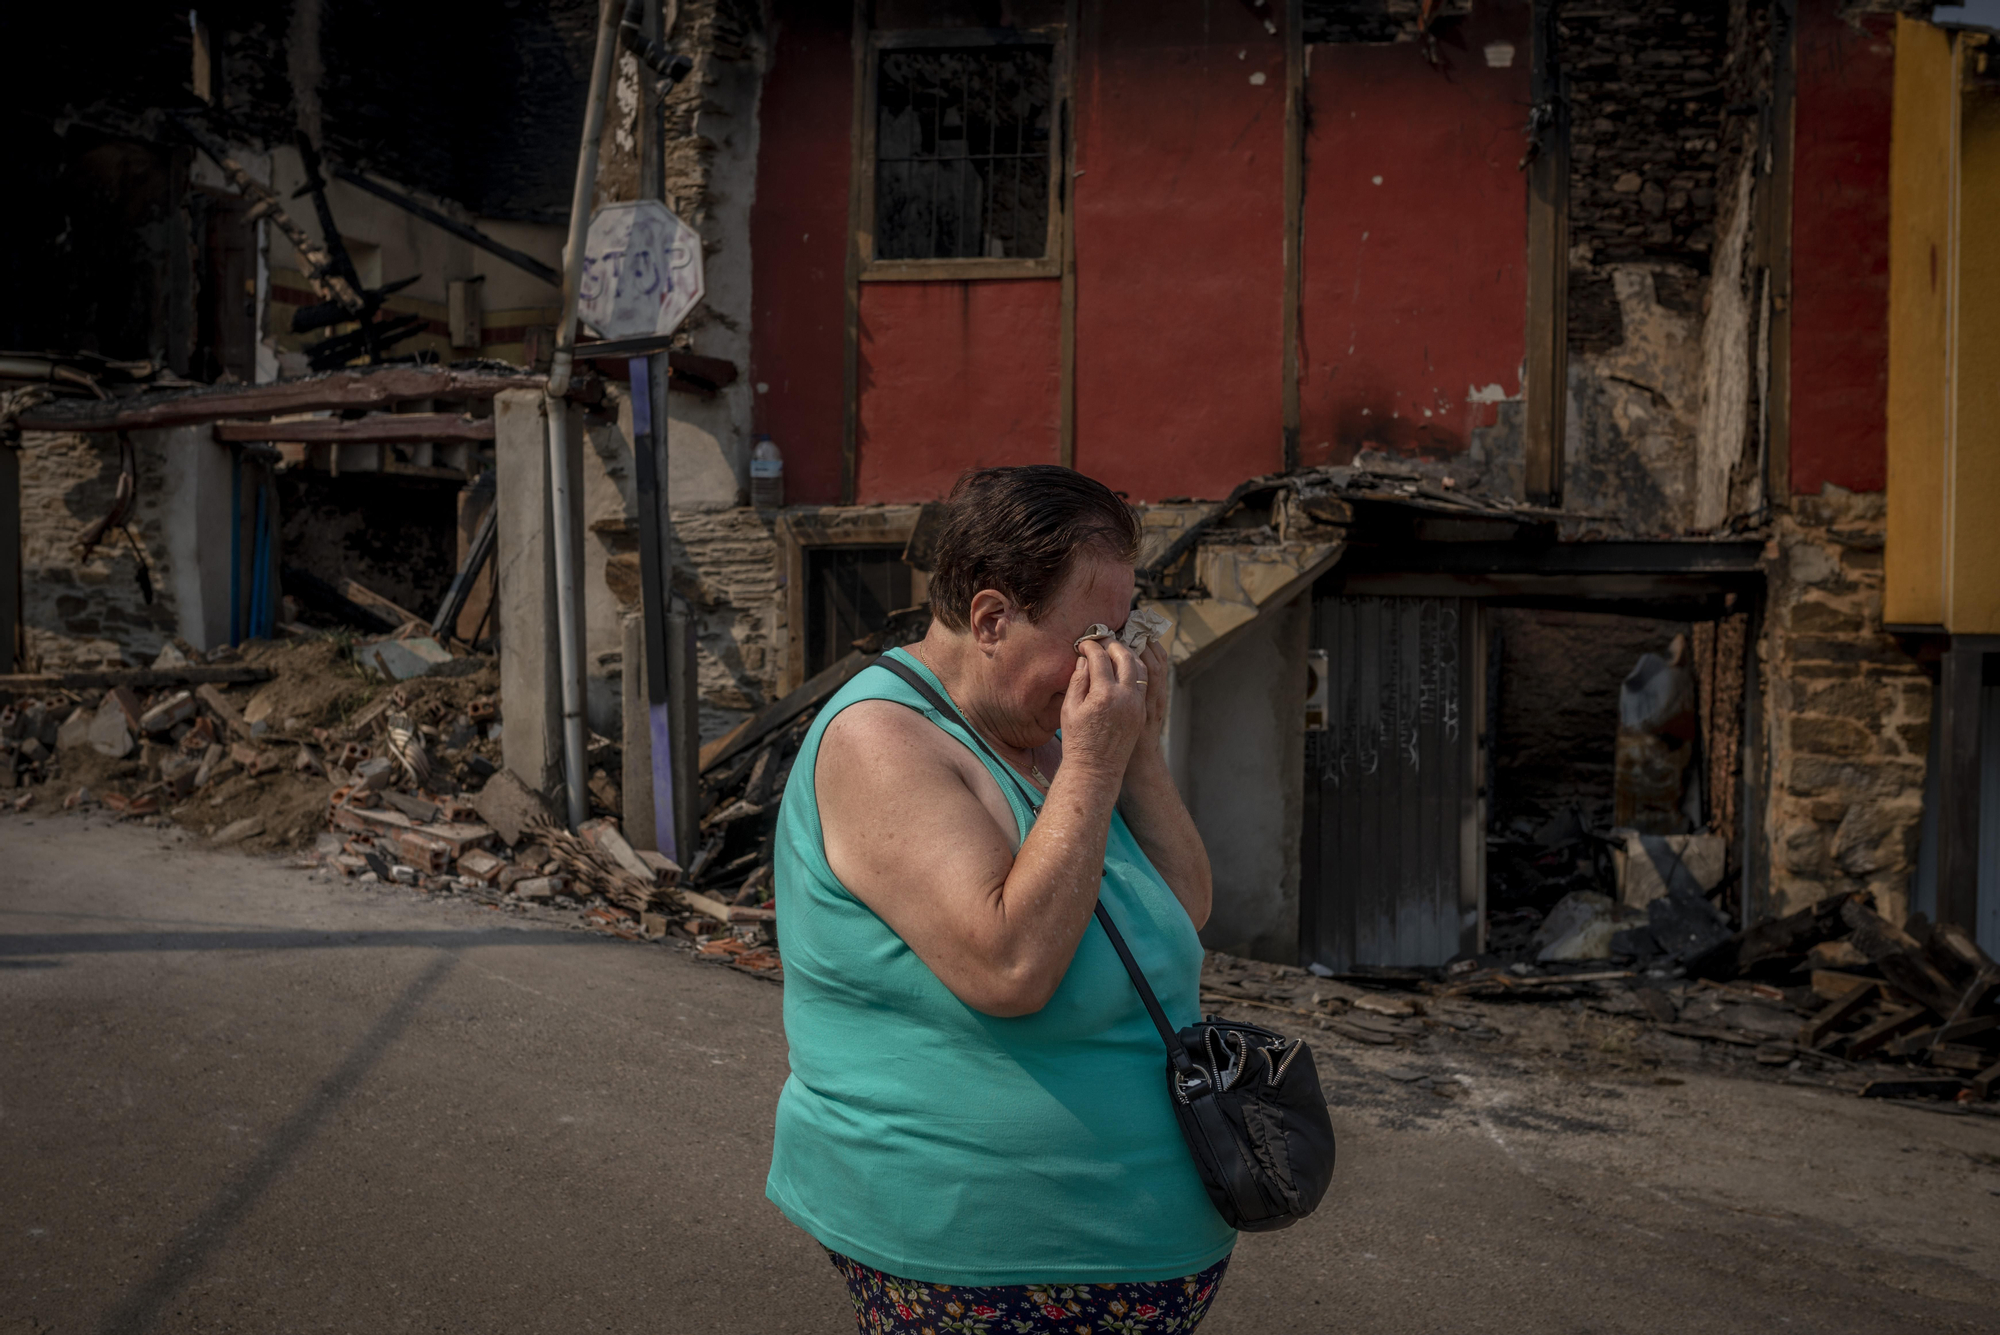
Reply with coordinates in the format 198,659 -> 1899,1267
1884,17 -> 1956,627
1949,59 -> 2000,633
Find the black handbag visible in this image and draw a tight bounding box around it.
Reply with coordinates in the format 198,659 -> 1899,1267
872,656 -> 1337,1232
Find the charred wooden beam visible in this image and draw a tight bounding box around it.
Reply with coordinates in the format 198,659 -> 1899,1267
0,665 -> 271,692
333,169 -> 562,288
212,413 -> 497,445
16,368 -> 548,434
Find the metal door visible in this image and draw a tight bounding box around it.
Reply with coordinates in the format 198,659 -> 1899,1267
1302,596 -> 1484,970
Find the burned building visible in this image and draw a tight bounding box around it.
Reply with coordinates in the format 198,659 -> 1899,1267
4,0 -> 1997,972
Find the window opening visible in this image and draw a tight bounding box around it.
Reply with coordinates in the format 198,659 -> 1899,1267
874,44 -> 1053,261
806,545 -> 914,676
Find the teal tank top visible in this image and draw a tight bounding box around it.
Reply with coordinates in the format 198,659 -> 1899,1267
764,649 -> 1237,1285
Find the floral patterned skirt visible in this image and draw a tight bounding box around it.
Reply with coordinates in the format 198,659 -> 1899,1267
828,1250 -> 1231,1334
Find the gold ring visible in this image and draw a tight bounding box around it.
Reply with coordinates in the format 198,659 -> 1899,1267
1134,679 -> 1149,687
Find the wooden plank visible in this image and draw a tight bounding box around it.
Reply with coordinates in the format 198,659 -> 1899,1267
841,0 -> 872,507
1522,0 -> 1569,506
1883,15 -> 1956,625
1845,1005 -> 1927,1058
1876,949 -> 1970,1021
699,650 -> 875,774
1925,1044 -> 1994,1074
1931,921 -> 2000,976
682,888 -> 776,925
213,413 -> 496,445
1701,890 -> 1857,981
1799,980 -> 1877,1049
1810,969 -> 1878,1002
341,580 -> 423,629
1860,1076 -> 1968,1101
17,367 -> 546,434
0,665 -> 272,692
1279,0 -> 1304,475
333,168 -> 560,286
1975,1060 -> 2000,1101
1891,1014 -> 2000,1058
858,258 -> 1060,282
1057,0 -> 1080,471
1931,1013 -> 2000,1044
1760,0 -> 1797,506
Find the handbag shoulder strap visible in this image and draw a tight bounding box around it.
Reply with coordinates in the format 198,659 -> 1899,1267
869,654 -> 1192,1070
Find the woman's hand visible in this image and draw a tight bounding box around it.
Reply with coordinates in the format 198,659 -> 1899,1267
1059,639 -> 1149,779
1134,639 -> 1169,746
1107,637 -> 1212,930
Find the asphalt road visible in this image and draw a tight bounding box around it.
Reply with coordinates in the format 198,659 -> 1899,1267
3,812 -> 1997,1334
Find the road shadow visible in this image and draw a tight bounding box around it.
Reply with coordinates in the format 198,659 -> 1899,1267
92,950 -> 463,1335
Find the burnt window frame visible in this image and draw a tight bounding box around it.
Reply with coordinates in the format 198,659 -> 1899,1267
776,508 -> 931,692
856,26 -> 1070,283
803,543 -> 914,677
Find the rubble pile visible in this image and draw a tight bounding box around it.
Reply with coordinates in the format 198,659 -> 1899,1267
1203,889 -> 2000,1106
11,637 -> 505,846
682,607 -> 932,905
3,632 -> 780,977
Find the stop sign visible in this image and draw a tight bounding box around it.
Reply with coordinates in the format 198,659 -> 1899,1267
577,200 -> 704,340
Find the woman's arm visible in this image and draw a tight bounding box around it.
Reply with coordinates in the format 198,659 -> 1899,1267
816,642 -> 1149,1017
1114,639 -> 1214,929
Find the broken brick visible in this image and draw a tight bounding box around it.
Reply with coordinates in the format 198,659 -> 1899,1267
455,847 -> 505,884
138,690 -> 198,735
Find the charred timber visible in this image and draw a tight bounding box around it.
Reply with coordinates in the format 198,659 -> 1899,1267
212,413 -> 497,444
16,368 -> 559,433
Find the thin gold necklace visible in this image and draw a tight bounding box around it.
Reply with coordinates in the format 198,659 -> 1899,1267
918,654 -> 1049,791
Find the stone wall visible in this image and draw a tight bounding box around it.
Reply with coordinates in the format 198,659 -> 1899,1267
1761,487 -> 1930,921
669,506 -> 783,744
19,430 -> 178,669
1559,0 -> 1772,537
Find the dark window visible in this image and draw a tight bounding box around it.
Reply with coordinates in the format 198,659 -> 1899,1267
874,45 -> 1053,261
807,546 -> 915,675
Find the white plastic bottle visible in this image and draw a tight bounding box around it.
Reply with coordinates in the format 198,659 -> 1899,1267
750,434 -> 784,509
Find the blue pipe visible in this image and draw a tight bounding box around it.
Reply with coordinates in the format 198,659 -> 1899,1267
261,478 -> 278,638
229,449 -> 242,646
250,479 -> 268,641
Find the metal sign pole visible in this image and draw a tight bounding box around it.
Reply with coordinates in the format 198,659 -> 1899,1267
629,355 -> 681,861
630,0 -> 697,863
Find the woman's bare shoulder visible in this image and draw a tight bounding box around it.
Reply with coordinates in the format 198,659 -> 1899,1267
816,699 -> 968,788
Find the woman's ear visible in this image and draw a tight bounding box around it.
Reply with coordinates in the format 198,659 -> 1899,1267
967,588 -> 1011,653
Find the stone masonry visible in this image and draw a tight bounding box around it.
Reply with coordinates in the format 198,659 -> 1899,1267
669,506 -> 783,743
1761,486 -> 1930,922
19,431 -> 179,670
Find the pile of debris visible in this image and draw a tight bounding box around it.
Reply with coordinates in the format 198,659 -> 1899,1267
0,630 -> 788,975
316,758 -> 778,973
1213,890 -> 2000,1104
6,636 -> 503,845
683,607 -> 932,903
1689,893 -> 2000,1099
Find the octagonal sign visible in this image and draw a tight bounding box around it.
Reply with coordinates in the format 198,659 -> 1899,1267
578,199 -> 704,341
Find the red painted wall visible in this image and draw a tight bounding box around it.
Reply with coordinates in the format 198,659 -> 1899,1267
1790,3 -> 1893,496
1297,3 -> 1530,470
856,280 -> 1061,501
748,3 -> 852,506
1071,0 -> 1287,501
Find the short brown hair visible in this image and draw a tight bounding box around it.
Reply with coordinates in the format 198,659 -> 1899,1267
928,466 -> 1140,631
